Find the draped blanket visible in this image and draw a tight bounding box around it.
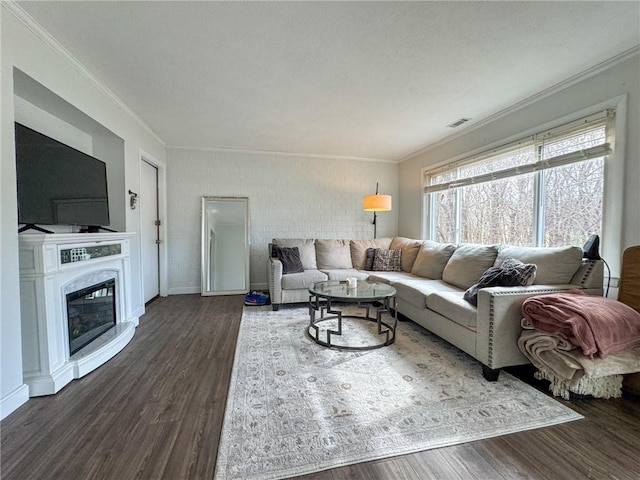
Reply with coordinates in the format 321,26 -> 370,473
518,329 -> 640,399
521,290 -> 640,358
518,329 -> 640,383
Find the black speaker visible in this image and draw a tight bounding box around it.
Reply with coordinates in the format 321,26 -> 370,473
583,234 -> 601,260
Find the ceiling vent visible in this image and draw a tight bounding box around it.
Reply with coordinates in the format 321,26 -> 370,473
447,118 -> 471,128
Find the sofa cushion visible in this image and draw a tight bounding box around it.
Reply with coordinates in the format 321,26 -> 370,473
272,246 -> 304,274
367,271 -> 418,284
273,238 -> 317,270
442,244 -> 499,289
393,279 -> 464,310
316,239 -> 353,269
427,291 -> 478,328
320,269 -> 369,281
280,269 -> 328,290
411,241 -> 457,279
495,245 -> 583,285
350,238 -> 393,269
373,248 -> 402,271
390,237 -> 424,272
463,257 -> 537,306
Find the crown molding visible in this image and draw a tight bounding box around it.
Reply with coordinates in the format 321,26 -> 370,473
167,144 -> 396,164
399,45 -> 640,163
2,1 -> 166,148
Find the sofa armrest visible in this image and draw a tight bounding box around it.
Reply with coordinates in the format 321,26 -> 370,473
267,257 -> 283,304
475,284 -> 581,369
570,258 -> 604,293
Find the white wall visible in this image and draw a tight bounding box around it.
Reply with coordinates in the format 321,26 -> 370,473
1,6 -> 166,419
398,52 -> 640,282
166,148 -> 398,293
14,96 -> 94,154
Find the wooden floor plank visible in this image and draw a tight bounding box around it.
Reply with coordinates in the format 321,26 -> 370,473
2,294 -> 639,480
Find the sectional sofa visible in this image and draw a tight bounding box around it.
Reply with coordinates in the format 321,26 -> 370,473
267,237 -> 604,380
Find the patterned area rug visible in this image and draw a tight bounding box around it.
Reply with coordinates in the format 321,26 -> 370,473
215,306 -> 582,480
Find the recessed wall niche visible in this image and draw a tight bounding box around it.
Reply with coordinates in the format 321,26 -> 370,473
13,68 -> 125,232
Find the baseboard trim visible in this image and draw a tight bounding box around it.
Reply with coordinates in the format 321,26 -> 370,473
168,286 -> 268,295
168,287 -> 201,295
0,384 -> 30,420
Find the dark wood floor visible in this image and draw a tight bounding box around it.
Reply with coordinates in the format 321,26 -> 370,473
2,295 -> 640,480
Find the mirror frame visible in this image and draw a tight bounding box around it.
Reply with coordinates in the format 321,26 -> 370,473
200,196 -> 250,296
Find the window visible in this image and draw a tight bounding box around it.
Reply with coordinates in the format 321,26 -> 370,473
425,110 -> 614,247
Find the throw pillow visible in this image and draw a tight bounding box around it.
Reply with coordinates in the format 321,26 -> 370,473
463,257 -> 537,306
349,238 -> 393,269
273,246 -> 304,274
364,247 -> 376,271
272,238 -> 317,269
372,248 -> 402,272
501,257 -> 537,286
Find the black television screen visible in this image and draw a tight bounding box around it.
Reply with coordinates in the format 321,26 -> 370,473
15,122 -> 110,229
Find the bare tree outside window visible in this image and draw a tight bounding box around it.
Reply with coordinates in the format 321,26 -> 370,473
435,189 -> 456,243
543,158 -> 604,246
541,128 -> 605,246
460,174 -> 535,245
426,120 -> 609,248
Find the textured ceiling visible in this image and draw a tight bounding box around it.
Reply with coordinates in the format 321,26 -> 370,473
15,1 -> 640,161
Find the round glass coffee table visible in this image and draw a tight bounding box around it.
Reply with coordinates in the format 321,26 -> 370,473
307,280 -> 397,351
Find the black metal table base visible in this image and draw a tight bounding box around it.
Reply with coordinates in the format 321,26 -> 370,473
307,294 -> 398,351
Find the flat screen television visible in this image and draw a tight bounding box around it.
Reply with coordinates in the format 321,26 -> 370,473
15,122 -> 111,233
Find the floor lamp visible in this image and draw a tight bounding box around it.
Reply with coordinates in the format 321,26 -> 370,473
363,182 -> 392,238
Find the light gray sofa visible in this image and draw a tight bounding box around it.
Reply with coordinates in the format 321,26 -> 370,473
267,237 -> 604,380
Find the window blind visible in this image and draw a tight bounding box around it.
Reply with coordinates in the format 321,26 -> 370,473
424,109 -> 614,194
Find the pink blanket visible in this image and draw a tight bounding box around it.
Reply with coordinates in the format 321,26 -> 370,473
522,290 -> 640,358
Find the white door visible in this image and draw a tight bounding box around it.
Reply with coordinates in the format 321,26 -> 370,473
141,160 -> 159,303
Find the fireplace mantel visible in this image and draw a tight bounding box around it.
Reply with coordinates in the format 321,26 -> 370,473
18,232 -> 138,396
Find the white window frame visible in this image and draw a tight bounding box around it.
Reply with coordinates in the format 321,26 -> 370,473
421,96 -> 627,270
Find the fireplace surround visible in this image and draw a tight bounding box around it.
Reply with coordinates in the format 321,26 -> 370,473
18,232 -> 138,396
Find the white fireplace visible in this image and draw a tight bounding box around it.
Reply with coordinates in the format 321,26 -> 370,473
18,232 -> 138,396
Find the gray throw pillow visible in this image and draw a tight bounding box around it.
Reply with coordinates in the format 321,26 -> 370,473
273,246 -> 304,274
463,257 -> 537,306
364,247 -> 376,271
372,248 -> 402,272
501,257 -> 537,286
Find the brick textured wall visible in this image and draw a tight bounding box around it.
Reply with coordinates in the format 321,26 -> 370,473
166,148 -> 398,293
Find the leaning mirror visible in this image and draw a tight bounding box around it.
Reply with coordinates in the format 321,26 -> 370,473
201,196 -> 249,296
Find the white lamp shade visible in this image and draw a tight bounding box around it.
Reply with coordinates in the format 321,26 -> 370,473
363,194 -> 392,212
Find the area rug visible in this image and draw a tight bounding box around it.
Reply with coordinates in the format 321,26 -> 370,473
214,306 -> 582,480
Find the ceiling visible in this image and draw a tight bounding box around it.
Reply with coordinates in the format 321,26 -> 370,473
15,1 -> 640,162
